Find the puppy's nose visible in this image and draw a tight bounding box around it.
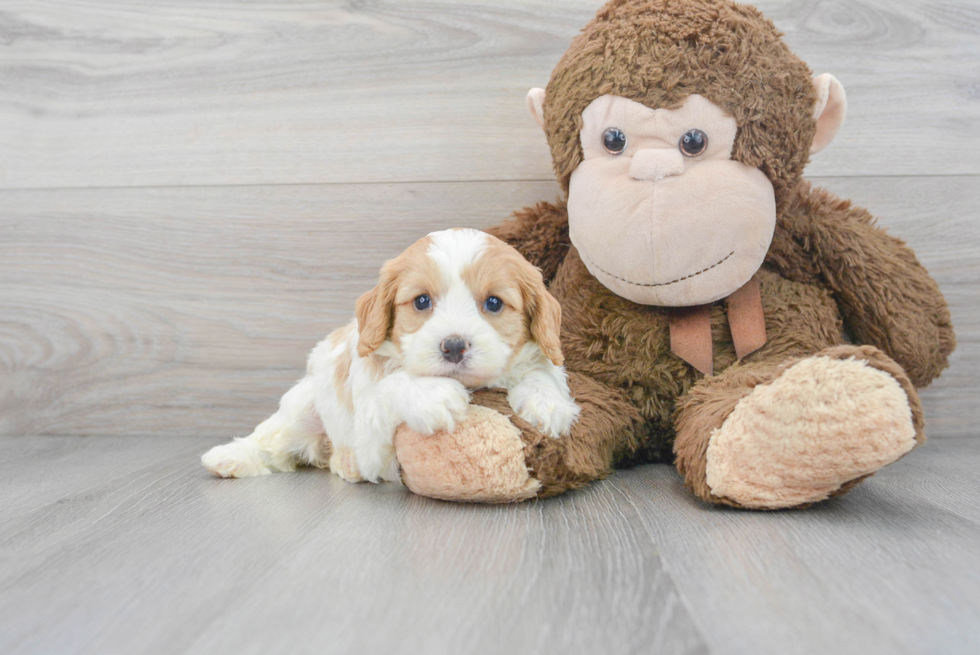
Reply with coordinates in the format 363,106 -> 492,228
440,336 -> 469,364
629,148 -> 685,181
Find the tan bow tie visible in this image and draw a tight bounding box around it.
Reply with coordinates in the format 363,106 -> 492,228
668,276 -> 767,376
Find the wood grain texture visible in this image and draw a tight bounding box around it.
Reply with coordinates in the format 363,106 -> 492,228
1,0 -> 978,189
2,435 -> 979,654
619,437 -> 980,655
0,436 -> 708,655
0,181 -> 554,437
2,2 -> 976,653
2,175 -> 975,439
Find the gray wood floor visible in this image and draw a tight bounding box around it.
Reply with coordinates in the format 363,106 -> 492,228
1,436 -> 978,655
2,1 -> 979,653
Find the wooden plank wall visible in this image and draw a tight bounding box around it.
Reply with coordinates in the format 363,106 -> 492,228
1,0 -> 977,438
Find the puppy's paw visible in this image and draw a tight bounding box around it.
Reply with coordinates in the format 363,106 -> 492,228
352,442 -> 401,485
202,443 -> 272,478
402,377 -> 471,435
509,385 -> 580,439
329,445 -> 364,483
379,451 -> 402,484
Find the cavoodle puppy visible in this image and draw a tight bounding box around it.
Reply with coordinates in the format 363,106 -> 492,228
202,228 -> 579,483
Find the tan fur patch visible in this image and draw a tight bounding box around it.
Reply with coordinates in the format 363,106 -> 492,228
462,238 -> 529,354
463,235 -> 564,366
355,236 -> 436,357
388,250 -> 444,349
333,345 -> 354,413
327,322 -> 354,350
363,353 -> 389,383
329,445 -> 363,483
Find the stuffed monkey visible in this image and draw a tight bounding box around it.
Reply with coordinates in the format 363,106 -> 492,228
394,0 -> 955,509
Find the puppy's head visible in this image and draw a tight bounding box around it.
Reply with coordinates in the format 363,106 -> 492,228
355,228 -> 562,387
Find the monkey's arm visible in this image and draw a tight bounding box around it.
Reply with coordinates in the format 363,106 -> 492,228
487,199 -> 571,285
772,183 -> 955,388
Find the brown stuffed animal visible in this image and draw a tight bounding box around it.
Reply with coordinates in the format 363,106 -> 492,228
394,0 -> 956,509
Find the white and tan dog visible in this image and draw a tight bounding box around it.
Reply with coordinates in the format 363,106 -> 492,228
202,228 -> 579,483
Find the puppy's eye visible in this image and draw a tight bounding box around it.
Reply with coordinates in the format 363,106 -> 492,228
679,129 -> 708,157
483,296 -> 504,313
413,294 -> 431,311
602,127 -> 627,155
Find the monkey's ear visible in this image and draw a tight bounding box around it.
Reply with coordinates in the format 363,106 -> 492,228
526,88 -> 546,131
810,73 -> 847,155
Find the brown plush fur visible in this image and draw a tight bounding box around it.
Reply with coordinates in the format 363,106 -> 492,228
489,201 -> 571,286
485,227 -> 853,453
484,180 -> 949,507
468,371 -> 642,497
543,0 -> 817,207
673,359 -> 784,508
770,182 -> 956,387
402,0 -> 954,509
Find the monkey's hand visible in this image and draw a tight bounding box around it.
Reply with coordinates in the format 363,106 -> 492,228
800,188 -> 955,388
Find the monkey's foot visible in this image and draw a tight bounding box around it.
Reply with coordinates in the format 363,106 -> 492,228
395,405 -> 541,503
704,350 -> 920,509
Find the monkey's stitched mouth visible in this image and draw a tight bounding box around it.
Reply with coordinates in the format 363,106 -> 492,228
583,251 -> 735,288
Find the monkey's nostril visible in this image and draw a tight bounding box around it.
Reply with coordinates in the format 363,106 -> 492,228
440,336 -> 469,364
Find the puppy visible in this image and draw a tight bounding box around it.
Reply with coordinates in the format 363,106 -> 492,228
202,228 -> 579,483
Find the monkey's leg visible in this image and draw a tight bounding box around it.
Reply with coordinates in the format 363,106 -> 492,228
394,371 -> 639,503
674,345 -> 925,510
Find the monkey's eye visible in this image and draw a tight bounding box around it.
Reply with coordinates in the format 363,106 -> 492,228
413,294 -> 431,311
602,127 -> 627,155
679,129 -> 708,157
483,296 -> 504,313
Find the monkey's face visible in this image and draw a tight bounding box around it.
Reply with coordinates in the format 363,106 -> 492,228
566,94 -> 776,307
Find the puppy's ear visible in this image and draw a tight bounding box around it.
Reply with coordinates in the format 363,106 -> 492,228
355,262 -> 399,358
520,264 -> 564,366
